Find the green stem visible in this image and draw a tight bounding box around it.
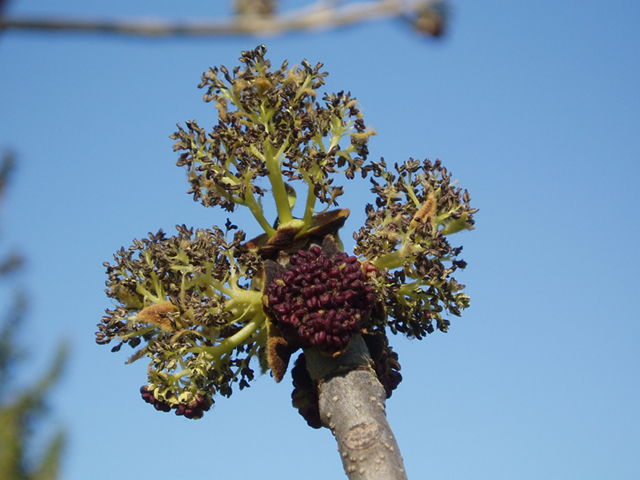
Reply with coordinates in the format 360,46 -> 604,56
300,182 -> 318,232
263,140 -> 293,225
403,175 -> 422,209
242,186 -> 276,235
373,249 -> 406,271
187,313 -> 266,360
224,289 -> 263,312
373,238 -> 426,271
135,284 -> 163,305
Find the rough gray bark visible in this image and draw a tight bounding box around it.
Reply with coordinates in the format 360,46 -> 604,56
305,336 -> 408,480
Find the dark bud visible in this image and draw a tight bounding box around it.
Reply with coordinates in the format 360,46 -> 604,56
291,353 -> 322,429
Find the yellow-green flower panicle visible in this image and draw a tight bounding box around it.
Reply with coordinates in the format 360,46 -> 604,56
96,223 -> 266,418
170,45 -> 375,239
354,158 -> 477,339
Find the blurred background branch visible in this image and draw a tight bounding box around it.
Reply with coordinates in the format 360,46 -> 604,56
0,152 -> 68,480
0,0 -> 448,37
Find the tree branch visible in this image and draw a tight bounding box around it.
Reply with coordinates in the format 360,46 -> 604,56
0,0 -> 445,37
305,336 -> 408,480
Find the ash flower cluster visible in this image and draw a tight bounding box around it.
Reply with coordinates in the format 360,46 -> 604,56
354,157 -> 477,339
98,223 -> 265,416
97,46 -> 476,421
363,333 -> 402,399
264,243 -> 375,355
170,44 -> 375,237
140,385 -> 211,419
290,352 -> 322,429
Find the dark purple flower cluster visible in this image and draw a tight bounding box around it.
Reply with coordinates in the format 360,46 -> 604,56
362,332 -> 402,399
140,385 -> 171,412
140,385 -> 212,419
290,353 -> 322,429
265,245 -> 375,355
372,347 -> 402,399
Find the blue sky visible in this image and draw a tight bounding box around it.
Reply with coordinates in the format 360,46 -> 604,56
1,1 -> 639,479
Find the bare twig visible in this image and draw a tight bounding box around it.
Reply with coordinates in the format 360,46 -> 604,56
0,0 -> 445,37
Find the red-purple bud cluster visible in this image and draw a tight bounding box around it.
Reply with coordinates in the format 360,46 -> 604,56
362,332 -> 402,398
291,353 -> 322,429
140,385 -> 212,419
140,385 -> 171,412
266,245 -> 375,355
373,347 -> 402,399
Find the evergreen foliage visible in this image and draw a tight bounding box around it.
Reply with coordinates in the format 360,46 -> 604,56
0,152 -> 67,480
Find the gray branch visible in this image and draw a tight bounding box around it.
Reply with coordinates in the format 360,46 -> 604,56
305,336 -> 408,480
0,1 -> 445,37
